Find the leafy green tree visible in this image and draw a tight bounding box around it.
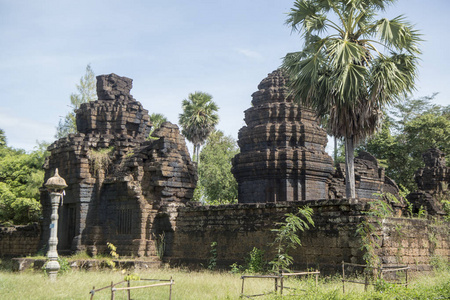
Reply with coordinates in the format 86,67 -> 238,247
148,113 -> 168,139
359,96 -> 450,191
0,138 -> 48,224
178,91 -> 219,162
283,0 -> 421,198
55,64 -> 97,139
0,129 -> 6,148
197,130 -> 238,204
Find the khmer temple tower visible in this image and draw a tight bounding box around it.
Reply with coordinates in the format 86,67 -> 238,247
232,69 -> 335,203
40,74 -> 197,256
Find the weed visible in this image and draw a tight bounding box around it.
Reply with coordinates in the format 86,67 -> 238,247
153,232 -> 166,260
89,147 -> 114,176
207,241 -> 217,271
269,206 -> 314,273
245,247 -> 266,274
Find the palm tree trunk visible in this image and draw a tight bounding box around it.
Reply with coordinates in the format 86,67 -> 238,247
345,135 -> 356,199
193,144 -> 198,163
334,137 -> 338,166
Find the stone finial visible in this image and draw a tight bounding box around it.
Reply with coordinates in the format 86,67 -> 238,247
44,168 -> 68,191
96,73 -> 133,101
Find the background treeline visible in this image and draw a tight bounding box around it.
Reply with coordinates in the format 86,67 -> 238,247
0,130 -> 47,224
1,91 -> 449,225
358,94 -> 450,192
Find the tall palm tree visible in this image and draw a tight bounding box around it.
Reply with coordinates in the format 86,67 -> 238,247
282,0 -> 420,198
179,91 -> 219,162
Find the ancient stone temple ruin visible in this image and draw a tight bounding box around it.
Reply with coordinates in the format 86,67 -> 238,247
232,69 -> 334,203
40,74 -> 197,256
21,70 -> 446,273
408,148 -> 450,216
232,69 -> 400,204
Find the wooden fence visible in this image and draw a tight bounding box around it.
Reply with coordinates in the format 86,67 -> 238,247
341,261 -> 409,293
240,270 -> 320,298
89,277 -> 174,300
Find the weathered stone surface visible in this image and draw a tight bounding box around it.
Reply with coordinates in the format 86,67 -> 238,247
329,151 -> 402,206
232,69 -> 334,203
0,224 -> 40,256
408,148 -> 450,216
96,73 -> 133,101
232,70 -> 400,204
40,74 -> 197,256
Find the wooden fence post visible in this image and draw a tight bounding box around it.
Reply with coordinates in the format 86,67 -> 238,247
127,278 -> 131,300
280,275 -> 284,295
90,286 -> 95,300
315,269 -> 319,287
169,276 -> 173,300
110,281 -> 115,300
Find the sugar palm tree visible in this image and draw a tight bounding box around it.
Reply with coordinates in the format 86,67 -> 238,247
282,0 -> 420,198
179,92 -> 219,162
148,113 -> 168,139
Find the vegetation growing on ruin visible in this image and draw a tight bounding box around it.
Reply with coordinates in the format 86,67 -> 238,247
89,147 -> 114,176
270,206 -> 315,272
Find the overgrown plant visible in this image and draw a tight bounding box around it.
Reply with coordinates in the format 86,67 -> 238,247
207,241 -> 218,271
153,232 -> 166,260
356,198 -> 395,268
106,242 -> 119,269
229,247 -> 267,274
269,206 -> 314,273
245,247 -> 266,274
442,200 -> 450,222
90,147 -> 114,176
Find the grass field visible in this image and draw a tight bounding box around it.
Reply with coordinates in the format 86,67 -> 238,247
0,263 -> 449,299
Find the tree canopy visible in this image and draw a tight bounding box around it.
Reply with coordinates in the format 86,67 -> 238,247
148,113 -> 168,139
359,95 -> 450,191
282,0 -> 421,198
195,130 -> 238,204
55,64 -> 97,139
0,133 -> 48,224
178,91 -> 219,162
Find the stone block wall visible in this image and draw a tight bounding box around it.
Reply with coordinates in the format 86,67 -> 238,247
0,224 -> 41,256
166,199 -> 450,273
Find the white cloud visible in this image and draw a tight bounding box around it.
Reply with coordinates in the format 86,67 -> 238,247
235,48 -> 263,60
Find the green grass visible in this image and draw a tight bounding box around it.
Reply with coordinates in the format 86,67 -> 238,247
0,265 -> 448,299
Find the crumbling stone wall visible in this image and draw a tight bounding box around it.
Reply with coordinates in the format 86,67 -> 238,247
408,148 -> 450,216
166,200 -> 450,273
0,224 -> 40,256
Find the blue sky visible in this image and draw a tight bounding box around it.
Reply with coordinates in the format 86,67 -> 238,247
1,0 -> 449,152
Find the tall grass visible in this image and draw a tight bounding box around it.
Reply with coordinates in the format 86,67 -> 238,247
0,266 -> 448,299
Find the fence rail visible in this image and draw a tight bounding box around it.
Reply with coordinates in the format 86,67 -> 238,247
240,270 -> 320,298
341,261 -> 409,293
90,276 -> 174,300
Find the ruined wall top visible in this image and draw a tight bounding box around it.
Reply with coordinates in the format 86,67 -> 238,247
76,73 -> 151,139
422,148 -> 446,168
96,73 -> 133,102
